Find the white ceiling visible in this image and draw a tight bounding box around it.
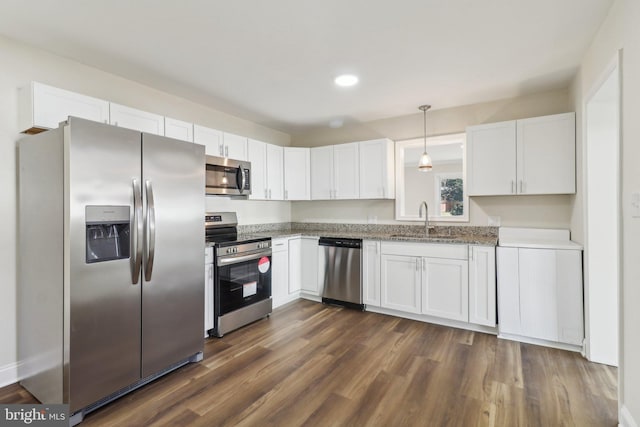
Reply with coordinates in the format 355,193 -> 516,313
0,0 -> 613,134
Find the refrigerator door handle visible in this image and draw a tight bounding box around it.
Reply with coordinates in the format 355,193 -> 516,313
144,179 -> 156,282
131,179 -> 143,284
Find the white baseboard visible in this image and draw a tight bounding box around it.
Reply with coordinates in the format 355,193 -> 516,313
620,405 -> 638,427
0,361 -> 20,388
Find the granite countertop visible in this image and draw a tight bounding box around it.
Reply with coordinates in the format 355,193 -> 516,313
248,228 -> 498,246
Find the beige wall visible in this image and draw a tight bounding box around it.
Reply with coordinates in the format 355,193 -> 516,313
291,90 -> 574,228
0,35 -> 291,383
571,0 -> 640,424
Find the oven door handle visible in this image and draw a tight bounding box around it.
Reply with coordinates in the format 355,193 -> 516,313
217,251 -> 271,267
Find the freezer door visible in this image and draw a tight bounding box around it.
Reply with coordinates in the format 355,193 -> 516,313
67,118 -> 142,412
141,133 -> 205,376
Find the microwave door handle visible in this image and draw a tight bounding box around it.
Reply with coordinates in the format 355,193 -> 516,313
131,179 -> 143,284
236,167 -> 246,194
144,179 -> 156,281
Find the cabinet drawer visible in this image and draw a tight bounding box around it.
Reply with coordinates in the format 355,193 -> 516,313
381,241 -> 468,260
272,238 -> 289,252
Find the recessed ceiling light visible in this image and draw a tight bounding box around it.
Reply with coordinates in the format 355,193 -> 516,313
334,74 -> 359,87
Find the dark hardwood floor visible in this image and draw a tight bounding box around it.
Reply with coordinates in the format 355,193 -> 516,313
1,299 -> 618,426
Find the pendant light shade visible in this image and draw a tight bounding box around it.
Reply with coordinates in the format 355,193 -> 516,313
418,104 -> 432,172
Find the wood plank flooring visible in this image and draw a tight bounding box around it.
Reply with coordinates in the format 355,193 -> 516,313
0,299 -> 618,426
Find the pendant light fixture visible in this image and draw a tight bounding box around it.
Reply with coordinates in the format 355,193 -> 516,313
418,104 -> 433,172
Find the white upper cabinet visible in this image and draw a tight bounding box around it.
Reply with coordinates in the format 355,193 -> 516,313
193,125 -> 223,157
19,82 -> 109,133
516,113 -> 576,195
248,139 -> 283,200
359,138 -> 395,199
467,112 -> 575,196
310,145 -> 334,200
266,143 -> 284,200
223,132 -> 248,161
467,120 -> 516,196
311,143 -> 359,200
164,117 -> 193,142
283,147 -> 311,200
110,103 -> 164,135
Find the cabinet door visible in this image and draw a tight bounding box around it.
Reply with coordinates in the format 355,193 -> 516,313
266,144 -> 284,200
381,255 -> 421,314
193,125 -> 223,156
333,142 -> 360,199
496,247 -> 521,335
469,246 -> 496,327
20,82 -> 110,132
311,145 -> 334,199
422,258 -> 469,321
300,237 -> 319,294
288,238 -> 302,294
363,240 -> 381,307
517,112 -> 575,195
165,117 -> 193,142
223,132 -> 248,161
284,147 -> 311,200
110,103 -> 164,135
359,139 -> 394,199
204,262 -> 214,336
518,248 -> 558,342
467,121 -> 517,196
271,239 -> 289,308
556,250 -> 584,345
248,139 -> 267,200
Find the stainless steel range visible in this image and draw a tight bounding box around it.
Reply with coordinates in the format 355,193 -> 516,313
206,212 -> 272,337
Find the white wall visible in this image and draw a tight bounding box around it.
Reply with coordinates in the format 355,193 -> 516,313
571,0 -> 640,424
291,90 -> 574,227
0,35 -> 291,386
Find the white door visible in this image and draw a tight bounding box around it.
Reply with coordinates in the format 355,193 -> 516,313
248,139 -> 267,200
468,246 -> 496,327
381,255 -> 421,314
110,103 -> 164,135
333,142 -> 359,199
311,145 -> 334,199
164,117 -> 193,142
284,147 -> 311,200
300,237 -> 319,294
467,120 -> 516,195
222,132 -> 247,161
288,238 -> 302,294
271,239 -> 289,308
266,144 -> 284,200
422,257 -> 469,322
359,139 -> 394,199
193,125 -> 223,156
516,112 -> 575,194
363,240 -> 381,307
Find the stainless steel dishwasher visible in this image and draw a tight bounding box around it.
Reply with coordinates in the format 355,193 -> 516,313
318,237 -> 364,310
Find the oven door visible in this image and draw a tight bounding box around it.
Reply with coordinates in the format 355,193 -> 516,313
216,251 -> 271,316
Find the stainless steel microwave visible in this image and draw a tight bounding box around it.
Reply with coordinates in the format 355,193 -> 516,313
205,155 -> 251,196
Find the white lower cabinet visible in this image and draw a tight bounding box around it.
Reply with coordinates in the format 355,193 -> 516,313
300,237 -> 320,295
363,240 -> 381,307
497,246 -> 584,346
468,245 -> 497,327
422,258 -> 468,322
288,238 -> 302,294
271,238 -> 290,308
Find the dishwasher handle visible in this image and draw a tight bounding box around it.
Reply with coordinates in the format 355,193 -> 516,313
318,237 -> 362,249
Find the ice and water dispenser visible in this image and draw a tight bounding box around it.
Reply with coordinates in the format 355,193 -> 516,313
85,205 -> 130,263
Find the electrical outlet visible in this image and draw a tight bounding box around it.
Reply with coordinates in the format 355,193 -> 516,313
488,216 -> 501,226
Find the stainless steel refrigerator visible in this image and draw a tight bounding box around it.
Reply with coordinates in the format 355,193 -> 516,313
18,117 -> 205,425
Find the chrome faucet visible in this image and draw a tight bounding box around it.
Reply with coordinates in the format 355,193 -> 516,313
419,201 -> 430,236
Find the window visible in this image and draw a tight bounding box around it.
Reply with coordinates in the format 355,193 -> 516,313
435,173 -> 463,217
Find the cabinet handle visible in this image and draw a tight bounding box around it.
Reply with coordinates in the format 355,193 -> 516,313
219,145 -> 223,156
225,146 -> 229,157
285,190 -> 288,200
269,188 -> 272,199
520,180 -> 524,193
511,180 -> 515,194
264,189 -> 268,199
415,258 -> 419,271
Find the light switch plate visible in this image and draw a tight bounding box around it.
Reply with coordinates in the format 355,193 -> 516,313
632,192 -> 640,218
488,216 -> 501,226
